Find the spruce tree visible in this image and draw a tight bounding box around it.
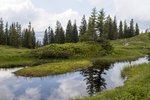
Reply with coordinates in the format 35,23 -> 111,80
119,21 -> 123,38
124,20 -> 128,38
72,21 -> 79,43
9,23 -> 19,47
66,20 -> 73,43
43,29 -> 49,46
97,9 -> 105,38
31,28 -> 36,48
59,27 -> 65,44
55,21 -> 65,44
86,7 -> 97,41
106,16 -> 113,40
129,19 -> 135,37
50,29 -> 55,43
79,15 -> 87,37
112,16 -> 118,39
48,26 -> 55,44
0,18 -> 5,45
22,22 -> 34,48
16,22 -> 22,48
135,23 -> 140,36
5,22 -> 9,45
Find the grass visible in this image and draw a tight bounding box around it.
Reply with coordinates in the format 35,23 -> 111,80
78,63 -> 150,100
0,45 -> 49,68
15,59 -> 92,77
15,46 -> 145,77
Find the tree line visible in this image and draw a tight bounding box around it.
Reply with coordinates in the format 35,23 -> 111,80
0,8 -> 140,48
0,18 -> 36,48
43,8 -> 140,45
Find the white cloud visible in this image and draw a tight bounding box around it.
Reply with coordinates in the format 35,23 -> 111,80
0,85 -> 15,100
88,0 -> 150,29
17,88 -> 41,100
0,0 -> 81,32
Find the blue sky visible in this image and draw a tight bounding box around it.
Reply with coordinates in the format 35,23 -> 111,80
0,0 -> 150,35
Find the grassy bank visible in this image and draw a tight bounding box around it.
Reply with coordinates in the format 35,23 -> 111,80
0,45 -> 51,68
78,62 -> 150,100
15,46 -> 145,77
0,45 -> 35,68
15,59 -> 92,77
14,33 -> 150,77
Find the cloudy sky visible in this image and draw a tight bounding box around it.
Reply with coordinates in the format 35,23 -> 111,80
0,0 -> 150,33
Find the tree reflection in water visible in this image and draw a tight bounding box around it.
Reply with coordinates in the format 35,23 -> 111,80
80,61 -> 111,96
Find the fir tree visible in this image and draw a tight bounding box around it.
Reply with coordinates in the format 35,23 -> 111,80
112,16 -> 118,39
97,9 -> 105,38
119,21 -> 123,38
79,15 -> 87,37
0,18 -> 5,45
48,26 -> 55,44
9,23 -> 19,47
105,16 -> 113,40
31,28 -> 36,48
66,20 -> 73,43
55,21 -> 65,44
43,29 -> 49,45
135,23 -> 140,36
72,21 -> 79,43
50,29 -> 55,43
5,22 -> 9,45
124,20 -> 128,38
86,8 -> 97,41
129,19 -> 135,37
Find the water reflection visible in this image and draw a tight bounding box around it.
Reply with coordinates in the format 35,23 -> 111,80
81,64 -> 110,96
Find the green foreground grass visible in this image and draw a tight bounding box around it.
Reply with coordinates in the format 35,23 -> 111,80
78,63 -> 150,100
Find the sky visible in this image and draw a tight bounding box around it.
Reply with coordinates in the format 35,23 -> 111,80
0,0 -> 150,40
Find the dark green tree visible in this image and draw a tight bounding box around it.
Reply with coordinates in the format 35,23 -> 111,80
5,22 -> 9,45
9,23 -> 19,47
79,15 -> 87,38
16,22 -> 22,48
124,20 -> 128,38
55,21 -> 65,44
48,26 -> 55,44
135,23 -> 140,36
72,21 -> 79,43
43,29 -> 49,46
0,18 -> 5,45
86,8 -> 97,41
106,16 -> 113,40
97,9 -> 105,38
129,19 -> 135,37
22,22 -> 34,48
119,21 -> 123,38
31,28 -> 36,48
112,16 -> 118,39
66,20 -> 73,43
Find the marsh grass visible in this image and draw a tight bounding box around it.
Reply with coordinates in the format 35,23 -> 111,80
15,59 -> 92,77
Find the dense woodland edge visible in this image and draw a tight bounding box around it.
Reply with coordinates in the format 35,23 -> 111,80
0,8 -> 140,49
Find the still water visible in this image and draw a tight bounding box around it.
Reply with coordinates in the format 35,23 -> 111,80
0,57 -> 149,100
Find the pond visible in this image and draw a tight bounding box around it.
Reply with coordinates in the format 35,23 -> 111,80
0,56 -> 149,100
